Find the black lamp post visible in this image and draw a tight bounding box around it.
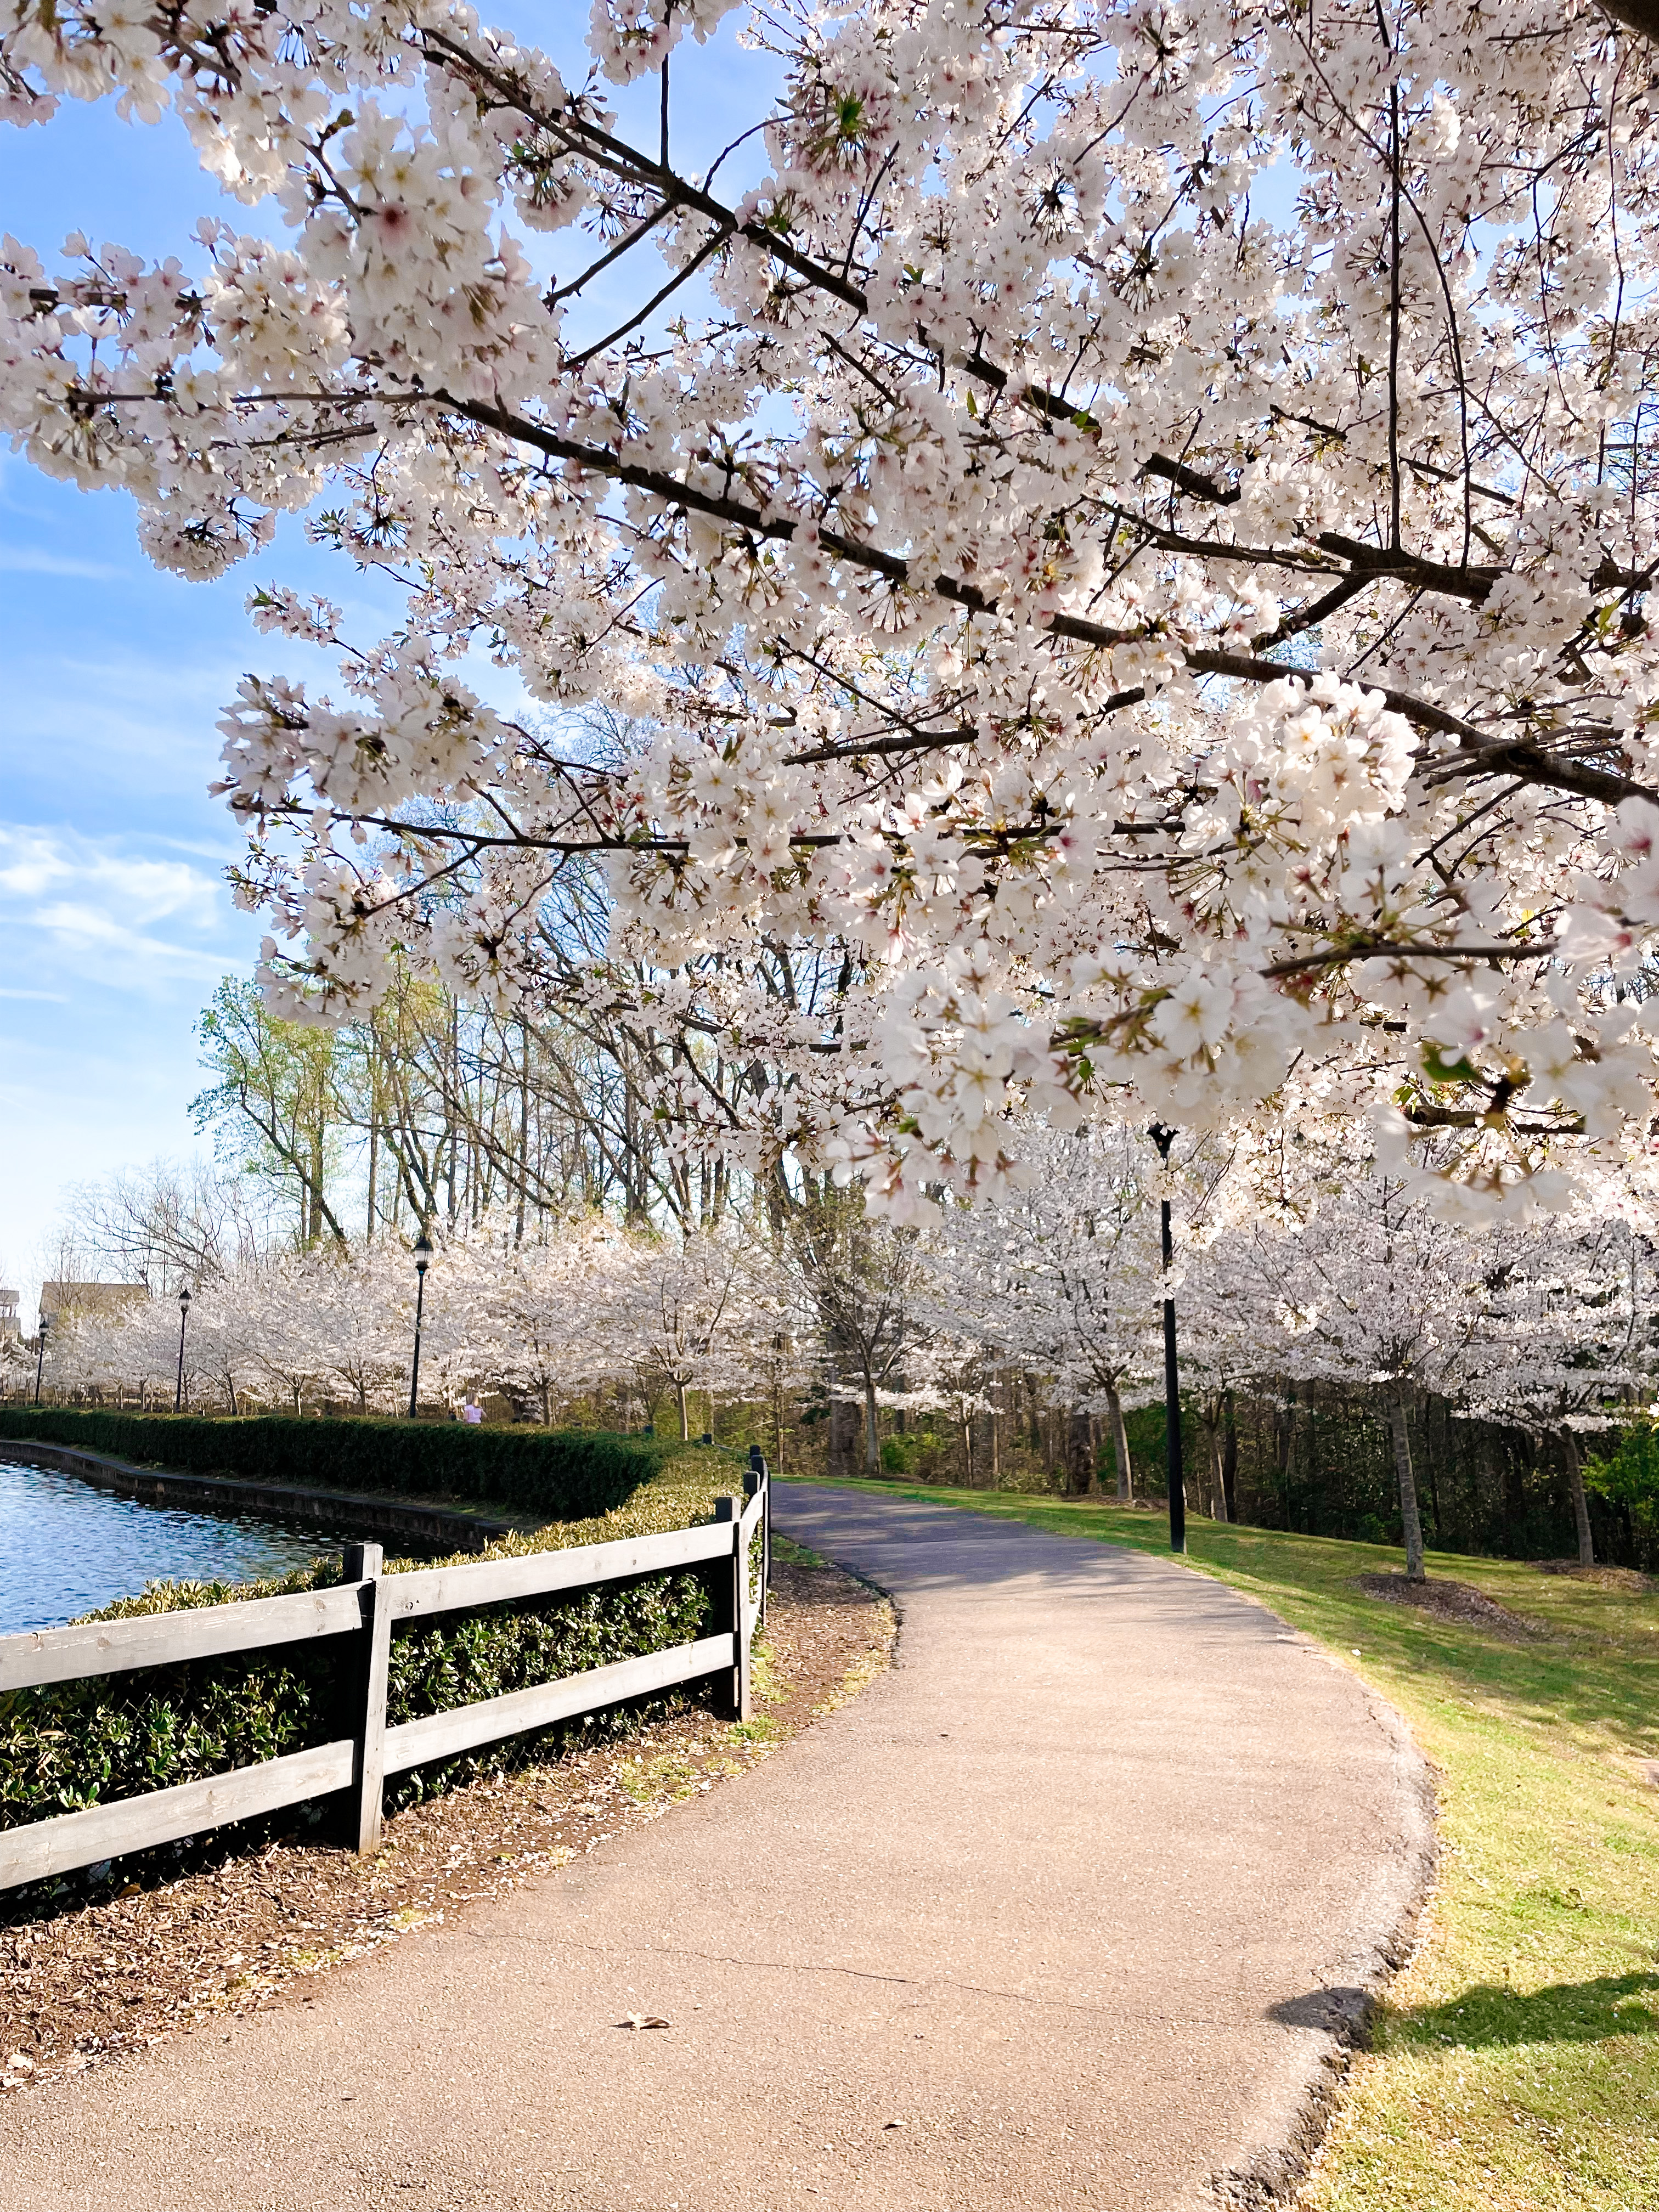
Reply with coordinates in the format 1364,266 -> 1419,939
1149,1125 -> 1187,1556
408,1231 -> 434,1419
32,1312 -> 48,1406
174,1286 -> 191,1414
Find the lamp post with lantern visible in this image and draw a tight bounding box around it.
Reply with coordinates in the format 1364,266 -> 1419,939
32,1311 -> 48,1406
1148,1125 -> 1187,1557
174,1286 -> 191,1414
407,1231 -> 435,1420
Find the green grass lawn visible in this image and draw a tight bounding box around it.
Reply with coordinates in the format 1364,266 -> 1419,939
786,1479 -> 1659,2210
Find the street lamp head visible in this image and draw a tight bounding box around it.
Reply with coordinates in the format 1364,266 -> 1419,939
413,1231 -> 435,1276
178,1285 -> 191,1312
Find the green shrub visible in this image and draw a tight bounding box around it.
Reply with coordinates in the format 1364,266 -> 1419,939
0,1450 -> 738,1842
1584,1425 -> 1659,1565
0,1554 -> 348,1831
0,1406 -> 670,1521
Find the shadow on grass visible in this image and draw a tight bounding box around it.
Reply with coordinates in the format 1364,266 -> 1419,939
1269,1974 -> 1659,2049
1393,1972 -> 1659,2048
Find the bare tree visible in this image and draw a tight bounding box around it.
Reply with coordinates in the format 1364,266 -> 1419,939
788,1187 -> 929,1477
61,1159 -> 285,1292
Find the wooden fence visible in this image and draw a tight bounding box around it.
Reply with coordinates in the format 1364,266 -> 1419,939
0,1466 -> 769,1892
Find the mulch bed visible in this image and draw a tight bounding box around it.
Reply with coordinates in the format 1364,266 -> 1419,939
0,1558 -> 893,2095
1535,1560 -> 1655,1594
1355,1571 -> 1545,1641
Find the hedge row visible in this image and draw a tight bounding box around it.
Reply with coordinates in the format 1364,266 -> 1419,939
0,1449 -> 738,1849
0,1407 -> 672,1520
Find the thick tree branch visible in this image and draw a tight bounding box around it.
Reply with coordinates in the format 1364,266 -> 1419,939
440,395 -> 1659,811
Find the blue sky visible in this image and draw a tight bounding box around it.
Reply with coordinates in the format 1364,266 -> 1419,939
0,12 -> 780,1319
0,100 -> 263,1311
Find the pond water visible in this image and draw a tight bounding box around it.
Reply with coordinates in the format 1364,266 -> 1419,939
0,1458 -> 336,1634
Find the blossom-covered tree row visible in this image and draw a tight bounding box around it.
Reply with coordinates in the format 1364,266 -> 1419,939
23,1136 -> 1658,1571
6,2 -> 1659,1216
37,1217 -> 795,1442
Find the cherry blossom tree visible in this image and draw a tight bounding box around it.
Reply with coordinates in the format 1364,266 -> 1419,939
300,1243 -> 412,1411
1458,1211 -> 1653,1564
0,1327 -> 35,1401
443,1211 -> 639,1421
1177,1266 -> 1268,1525
8,4 -> 1659,1214
1199,1174 -> 1519,1578
926,1124 -> 1160,1497
616,1226 -> 786,1440
235,1255 -> 338,1412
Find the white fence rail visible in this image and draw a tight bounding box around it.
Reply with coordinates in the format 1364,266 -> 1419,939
0,1467 -> 769,1891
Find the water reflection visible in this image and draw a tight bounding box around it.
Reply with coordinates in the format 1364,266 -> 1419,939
0,1458 -> 334,1633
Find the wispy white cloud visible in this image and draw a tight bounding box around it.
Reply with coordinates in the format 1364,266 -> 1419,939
0,826 -> 219,922
0,823 -> 242,992
0,546 -> 121,582
0,986 -> 69,1003
33,901 -> 232,980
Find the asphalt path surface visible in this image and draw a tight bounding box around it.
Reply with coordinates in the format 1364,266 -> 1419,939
0,1483 -> 1432,2211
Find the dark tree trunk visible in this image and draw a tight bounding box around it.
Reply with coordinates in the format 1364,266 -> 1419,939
826,1374 -> 860,1479
1276,1386 -> 1295,1531
1105,1384 -> 1132,1502
1221,1392 -> 1239,1523
1065,1409 -> 1093,1496
1561,1428 -> 1595,1567
1386,1389 -> 1427,1582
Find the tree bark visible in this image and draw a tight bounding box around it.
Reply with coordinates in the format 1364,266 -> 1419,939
676,1380 -> 690,1442
1208,1417 -> 1229,1522
1105,1384 -> 1133,1501
1561,1427 -> 1595,1567
863,1371 -> 881,1475
826,1356 -> 859,1479
1600,2 -> 1659,46
1221,1392 -> 1239,1523
1066,1409 -> 1093,1496
1277,1384 -> 1295,1530
1386,1389 -> 1427,1582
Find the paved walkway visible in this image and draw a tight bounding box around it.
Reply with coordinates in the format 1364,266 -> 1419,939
0,1485 -> 1432,2212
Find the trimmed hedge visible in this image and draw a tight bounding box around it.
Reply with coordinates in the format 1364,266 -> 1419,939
0,1559 -> 713,1834
0,1407 -> 671,1521
0,1450 -> 741,1854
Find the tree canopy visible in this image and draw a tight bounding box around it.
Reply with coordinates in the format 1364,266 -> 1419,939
5,1 -> 1659,1211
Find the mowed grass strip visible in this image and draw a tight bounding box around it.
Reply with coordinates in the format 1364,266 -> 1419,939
788,1479 -> 1659,2211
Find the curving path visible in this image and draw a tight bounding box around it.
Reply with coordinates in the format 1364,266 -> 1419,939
0,1483 -> 1432,2212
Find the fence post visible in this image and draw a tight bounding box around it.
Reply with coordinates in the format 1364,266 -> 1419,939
747,1446 -> 770,1628
713,1498 -> 751,1723
341,1542 -> 391,1854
